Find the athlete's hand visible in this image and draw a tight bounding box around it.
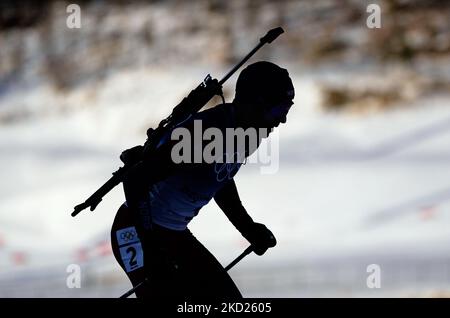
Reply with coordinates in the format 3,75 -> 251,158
242,222 -> 277,256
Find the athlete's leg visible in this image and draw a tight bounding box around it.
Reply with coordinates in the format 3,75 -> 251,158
152,226 -> 243,298
111,203 -> 149,297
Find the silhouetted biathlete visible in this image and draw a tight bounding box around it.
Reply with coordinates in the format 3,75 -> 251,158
111,61 -> 295,298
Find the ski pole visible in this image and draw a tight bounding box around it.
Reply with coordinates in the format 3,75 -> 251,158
119,277 -> 149,299
224,245 -> 253,271
119,245 -> 254,298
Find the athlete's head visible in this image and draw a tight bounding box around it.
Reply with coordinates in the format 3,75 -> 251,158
234,61 -> 295,129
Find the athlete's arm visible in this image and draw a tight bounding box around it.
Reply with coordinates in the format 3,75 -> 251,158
214,179 -> 277,256
213,179 -> 254,233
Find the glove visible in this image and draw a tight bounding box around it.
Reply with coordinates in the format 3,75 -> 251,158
242,222 -> 277,256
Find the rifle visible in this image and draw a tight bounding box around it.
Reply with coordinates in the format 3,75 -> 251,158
71,27 -> 284,217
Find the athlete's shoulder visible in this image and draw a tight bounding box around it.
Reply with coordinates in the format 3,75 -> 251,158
191,103 -> 236,129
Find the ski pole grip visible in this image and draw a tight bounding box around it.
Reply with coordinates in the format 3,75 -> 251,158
260,27 -> 284,44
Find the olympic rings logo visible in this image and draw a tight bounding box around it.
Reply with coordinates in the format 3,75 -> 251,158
214,152 -> 244,182
120,230 -> 136,242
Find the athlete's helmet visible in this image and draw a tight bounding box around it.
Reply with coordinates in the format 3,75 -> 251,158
234,61 -> 295,106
